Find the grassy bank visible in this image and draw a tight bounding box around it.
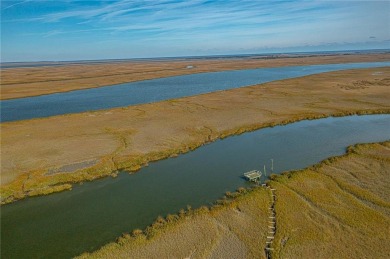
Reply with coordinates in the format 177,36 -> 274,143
77,186 -> 271,259
1,67 -> 390,204
77,141 -> 390,259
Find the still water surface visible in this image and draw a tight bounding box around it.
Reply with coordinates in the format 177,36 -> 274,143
1,115 -> 390,258
1,61 -> 389,122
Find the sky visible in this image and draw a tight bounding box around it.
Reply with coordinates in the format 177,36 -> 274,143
1,0 -> 389,62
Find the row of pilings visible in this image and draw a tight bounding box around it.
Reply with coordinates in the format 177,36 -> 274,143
263,183 -> 276,259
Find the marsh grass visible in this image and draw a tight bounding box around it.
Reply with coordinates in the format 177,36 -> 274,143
76,185 -> 269,258
2,66 -> 390,205
270,141 -> 390,258
77,141 -> 390,258
2,110 -> 389,205
3,53 -> 389,100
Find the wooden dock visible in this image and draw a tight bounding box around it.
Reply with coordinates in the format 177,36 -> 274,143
265,184 -> 277,259
243,170 -> 262,182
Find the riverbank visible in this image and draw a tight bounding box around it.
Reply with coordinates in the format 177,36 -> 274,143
2,115 -> 388,258
1,67 -> 390,204
1,53 -> 389,100
77,141 -> 390,258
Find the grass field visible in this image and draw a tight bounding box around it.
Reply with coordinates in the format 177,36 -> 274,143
77,141 -> 390,259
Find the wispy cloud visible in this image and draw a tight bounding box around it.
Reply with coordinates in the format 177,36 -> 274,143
2,0 -> 389,62
7,0 -> 335,34
1,0 -> 32,11
22,28 -> 113,38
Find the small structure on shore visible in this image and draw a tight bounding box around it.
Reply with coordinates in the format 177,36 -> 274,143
243,170 -> 262,182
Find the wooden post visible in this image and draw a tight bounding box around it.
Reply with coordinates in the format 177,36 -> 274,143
264,165 -> 267,176
271,159 -> 274,172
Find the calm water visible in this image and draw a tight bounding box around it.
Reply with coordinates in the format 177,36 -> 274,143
1,115 -> 389,258
1,61 -> 389,122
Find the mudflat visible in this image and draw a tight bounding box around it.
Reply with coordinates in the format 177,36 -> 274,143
1,53 -> 389,100
1,67 -> 389,203
77,141 -> 390,259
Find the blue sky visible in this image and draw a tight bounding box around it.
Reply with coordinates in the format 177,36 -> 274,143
1,0 -> 389,62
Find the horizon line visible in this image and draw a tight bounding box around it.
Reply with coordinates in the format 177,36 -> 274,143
1,48 -> 390,65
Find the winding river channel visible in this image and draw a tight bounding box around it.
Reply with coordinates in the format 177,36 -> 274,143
1,61 -> 390,122
1,115 -> 390,258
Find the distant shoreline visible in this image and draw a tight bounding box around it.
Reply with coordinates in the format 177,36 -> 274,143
1,48 -> 389,69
